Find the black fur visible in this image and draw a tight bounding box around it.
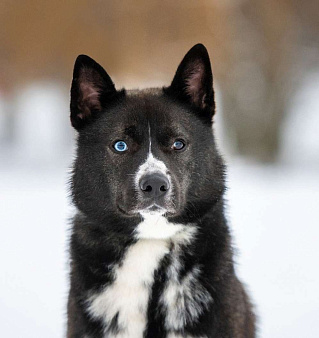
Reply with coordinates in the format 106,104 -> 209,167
67,44 -> 256,338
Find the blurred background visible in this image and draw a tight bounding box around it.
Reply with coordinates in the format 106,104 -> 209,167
0,1 -> 318,337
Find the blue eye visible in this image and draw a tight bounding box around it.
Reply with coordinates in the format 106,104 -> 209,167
173,140 -> 185,150
114,141 -> 128,152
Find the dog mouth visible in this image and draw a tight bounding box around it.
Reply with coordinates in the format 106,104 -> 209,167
143,203 -> 166,213
117,203 -> 176,217
117,204 -> 135,216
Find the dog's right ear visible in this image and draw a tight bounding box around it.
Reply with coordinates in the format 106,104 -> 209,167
164,44 -> 215,123
70,55 -> 121,130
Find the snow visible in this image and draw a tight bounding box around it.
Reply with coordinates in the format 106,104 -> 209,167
0,164 -> 72,337
226,161 -> 319,338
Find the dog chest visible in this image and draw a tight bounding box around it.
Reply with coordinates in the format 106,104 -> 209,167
85,224 -> 210,338
87,238 -> 170,337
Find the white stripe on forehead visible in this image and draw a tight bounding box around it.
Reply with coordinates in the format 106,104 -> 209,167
148,122 -> 151,153
134,152 -> 169,188
134,123 -> 169,188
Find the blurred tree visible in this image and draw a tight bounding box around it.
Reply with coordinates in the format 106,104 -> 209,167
0,0 -> 318,161
213,0 -> 319,161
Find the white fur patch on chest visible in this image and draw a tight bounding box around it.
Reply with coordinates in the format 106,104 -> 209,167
86,224 -> 202,338
161,237 -> 212,331
87,239 -> 170,337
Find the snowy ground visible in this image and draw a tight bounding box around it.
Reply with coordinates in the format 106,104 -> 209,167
227,161 -> 319,338
0,162 -> 72,338
1,158 -> 318,338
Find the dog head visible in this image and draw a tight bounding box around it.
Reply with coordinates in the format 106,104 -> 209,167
70,44 -> 225,228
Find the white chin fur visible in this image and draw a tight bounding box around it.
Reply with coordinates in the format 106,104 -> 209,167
135,212 -> 184,239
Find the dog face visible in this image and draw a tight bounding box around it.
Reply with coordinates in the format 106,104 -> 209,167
70,44 -> 225,226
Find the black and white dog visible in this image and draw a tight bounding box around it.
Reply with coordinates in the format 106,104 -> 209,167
67,44 -> 256,338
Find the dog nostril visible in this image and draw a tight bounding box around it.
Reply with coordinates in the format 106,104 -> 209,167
139,174 -> 170,196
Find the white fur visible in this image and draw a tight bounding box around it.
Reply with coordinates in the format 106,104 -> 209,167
135,212 -> 184,239
134,123 -> 170,195
134,124 -> 173,217
134,152 -> 170,190
148,122 -> 152,151
161,238 -> 212,331
87,225 -> 198,338
87,239 -> 170,337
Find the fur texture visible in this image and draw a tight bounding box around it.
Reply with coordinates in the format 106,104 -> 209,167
67,44 -> 256,338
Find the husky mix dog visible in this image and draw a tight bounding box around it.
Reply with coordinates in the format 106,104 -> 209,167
67,44 -> 256,338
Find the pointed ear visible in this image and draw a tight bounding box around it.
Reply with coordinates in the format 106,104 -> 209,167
70,55 -> 122,130
164,44 -> 215,121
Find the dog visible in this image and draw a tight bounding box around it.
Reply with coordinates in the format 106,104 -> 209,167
67,44 -> 256,338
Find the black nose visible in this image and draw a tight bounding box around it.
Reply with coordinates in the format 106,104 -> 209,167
139,174 -> 170,198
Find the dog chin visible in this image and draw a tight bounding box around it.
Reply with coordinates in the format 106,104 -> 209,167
118,202 -> 176,218
140,204 -> 167,215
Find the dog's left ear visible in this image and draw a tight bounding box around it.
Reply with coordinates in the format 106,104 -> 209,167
165,44 -> 215,121
70,55 -> 122,130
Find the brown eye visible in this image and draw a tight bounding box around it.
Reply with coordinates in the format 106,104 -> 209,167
172,140 -> 185,150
